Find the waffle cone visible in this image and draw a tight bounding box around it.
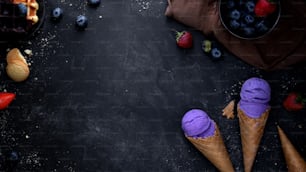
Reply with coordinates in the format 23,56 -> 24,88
186,123 -> 234,172
13,0 -> 39,24
277,126 -> 306,172
237,106 -> 270,172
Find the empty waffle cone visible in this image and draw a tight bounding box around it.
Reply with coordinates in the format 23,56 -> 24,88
277,126 -> 306,172
6,48 -> 30,82
237,106 -> 270,172
6,60 -> 30,82
186,123 -> 234,172
7,48 -> 27,64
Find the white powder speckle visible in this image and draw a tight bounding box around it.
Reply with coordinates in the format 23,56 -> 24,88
135,0 -> 151,10
20,151 -> 42,168
24,49 -> 33,56
131,0 -> 165,17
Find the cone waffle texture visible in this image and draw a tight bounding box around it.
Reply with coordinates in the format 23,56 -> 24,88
6,48 -> 30,82
277,126 -> 306,172
237,106 -> 270,172
186,123 -> 234,172
13,0 -> 39,24
222,100 -> 235,119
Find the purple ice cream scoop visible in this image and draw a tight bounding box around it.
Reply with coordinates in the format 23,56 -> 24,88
239,77 -> 271,118
181,109 -> 215,138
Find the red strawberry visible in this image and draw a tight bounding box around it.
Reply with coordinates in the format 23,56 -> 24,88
174,30 -> 193,48
283,92 -> 306,111
0,92 -> 16,110
254,0 -> 277,17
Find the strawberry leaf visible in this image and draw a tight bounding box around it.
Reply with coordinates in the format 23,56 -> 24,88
268,0 -> 276,3
296,94 -> 306,105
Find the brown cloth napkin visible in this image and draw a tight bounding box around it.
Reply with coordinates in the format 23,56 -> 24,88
165,0 -> 306,70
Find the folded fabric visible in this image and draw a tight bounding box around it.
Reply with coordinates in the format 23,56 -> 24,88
165,0 -> 306,70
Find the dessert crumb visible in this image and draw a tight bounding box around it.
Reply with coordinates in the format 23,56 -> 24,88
222,100 -> 235,119
24,49 -> 33,56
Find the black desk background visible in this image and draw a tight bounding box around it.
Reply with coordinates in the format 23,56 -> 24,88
0,0 -> 305,171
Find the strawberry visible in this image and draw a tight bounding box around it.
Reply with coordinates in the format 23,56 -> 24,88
254,0 -> 277,17
0,92 -> 16,110
174,30 -> 193,48
283,92 -> 306,111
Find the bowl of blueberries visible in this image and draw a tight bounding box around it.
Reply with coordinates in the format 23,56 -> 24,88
219,0 -> 281,40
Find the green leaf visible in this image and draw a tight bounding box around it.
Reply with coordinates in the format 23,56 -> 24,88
296,94 -> 306,105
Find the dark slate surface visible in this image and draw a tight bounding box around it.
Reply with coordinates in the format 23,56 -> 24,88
0,0 -> 305,171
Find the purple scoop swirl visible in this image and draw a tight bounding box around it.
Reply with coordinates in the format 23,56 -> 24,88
239,77 -> 271,118
181,109 -> 215,138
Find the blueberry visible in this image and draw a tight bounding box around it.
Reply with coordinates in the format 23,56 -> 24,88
227,0 -> 235,9
17,3 -> 27,17
255,20 -> 269,32
245,1 -> 255,13
244,15 -> 255,24
229,9 -> 241,20
87,0 -> 101,7
8,151 -> 19,161
3,151 -> 20,171
240,9 -> 249,18
243,27 -> 255,36
210,47 -> 222,60
51,7 -> 63,21
230,19 -> 240,29
240,21 -> 247,29
75,15 -> 88,30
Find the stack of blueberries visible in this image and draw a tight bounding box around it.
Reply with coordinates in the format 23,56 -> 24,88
225,0 -> 271,38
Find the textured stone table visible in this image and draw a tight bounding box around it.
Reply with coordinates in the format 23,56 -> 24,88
0,0 -> 305,171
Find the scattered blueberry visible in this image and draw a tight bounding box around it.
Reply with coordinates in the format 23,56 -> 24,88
245,1 -> 255,13
202,39 -> 222,60
51,7 -> 63,21
17,3 -> 27,17
227,0 -> 235,9
244,15 -> 255,24
243,27 -> 255,36
87,0 -> 101,7
230,20 -> 240,29
210,47 -> 222,60
75,15 -> 88,30
8,151 -> 19,161
3,150 -> 20,172
229,9 -> 241,20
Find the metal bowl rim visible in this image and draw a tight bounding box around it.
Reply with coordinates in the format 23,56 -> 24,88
218,0 -> 281,40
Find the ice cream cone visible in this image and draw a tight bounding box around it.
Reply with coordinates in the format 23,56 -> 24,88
186,123 -> 234,172
237,106 -> 270,172
277,126 -> 306,172
237,77 -> 271,172
182,109 -> 234,172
